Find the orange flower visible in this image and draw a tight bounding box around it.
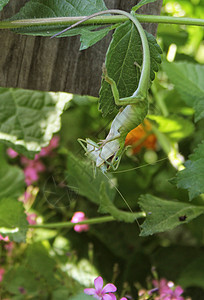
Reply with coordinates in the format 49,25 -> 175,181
125,119 -> 157,154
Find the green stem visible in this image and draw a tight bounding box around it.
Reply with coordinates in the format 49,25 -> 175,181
28,213 -> 145,229
0,15 -> 203,30
131,11 -> 150,98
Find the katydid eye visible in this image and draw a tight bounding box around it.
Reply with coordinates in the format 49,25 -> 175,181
107,155 -> 114,163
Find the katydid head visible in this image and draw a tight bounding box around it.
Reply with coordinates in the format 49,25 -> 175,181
98,139 -> 123,170
78,138 -> 123,173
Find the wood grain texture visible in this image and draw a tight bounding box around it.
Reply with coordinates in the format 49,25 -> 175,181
0,0 -> 163,95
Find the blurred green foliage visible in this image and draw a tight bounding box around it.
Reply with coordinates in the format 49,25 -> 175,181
0,0 -> 204,299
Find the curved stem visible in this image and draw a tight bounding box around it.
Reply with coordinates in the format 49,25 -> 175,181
51,9 -> 150,99
130,12 -> 150,98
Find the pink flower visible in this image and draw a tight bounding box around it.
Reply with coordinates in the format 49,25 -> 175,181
49,135 -> 60,149
32,160 -> 45,172
0,234 -> 9,242
24,167 -> 39,185
35,136 -> 60,158
4,242 -> 14,254
23,190 -> 32,204
84,276 -> 117,300
0,268 -> 5,282
6,148 -> 18,158
153,278 -> 184,300
21,136 -> 59,185
20,156 -> 30,165
26,213 -> 37,225
71,211 -> 89,232
21,157 -> 45,172
120,298 -> 128,300
22,157 -> 45,186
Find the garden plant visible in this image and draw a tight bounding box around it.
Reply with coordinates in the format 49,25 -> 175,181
0,0 -> 204,299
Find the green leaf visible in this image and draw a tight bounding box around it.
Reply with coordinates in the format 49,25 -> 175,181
158,25 -> 189,48
0,87 -> 72,157
79,25 -> 118,51
176,160 -> 204,200
12,25 -> 98,38
132,0 -> 159,12
11,0 -> 107,37
150,119 -> 190,170
69,293 -> 93,300
163,61 -> 204,122
65,151 -> 116,204
26,242 -> 58,286
0,0 -> 9,11
148,115 -> 194,142
175,141 -> 204,200
162,89 -> 194,116
189,140 -> 204,161
138,194 -> 204,236
99,182 -> 139,222
52,288 -> 70,300
3,266 -> 40,296
12,0 -> 107,19
0,146 -> 25,199
3,243 -> 60,295
0,198 -> 28,242
99,21 -> 162,116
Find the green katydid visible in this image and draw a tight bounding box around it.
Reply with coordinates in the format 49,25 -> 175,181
52,9 -> 150,173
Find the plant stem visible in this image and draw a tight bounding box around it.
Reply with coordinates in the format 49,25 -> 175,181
28,212 -> 145,229
0,15 -> 203,30
151,83 -> 169,117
